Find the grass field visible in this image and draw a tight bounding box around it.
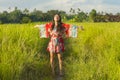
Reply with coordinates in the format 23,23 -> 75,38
0,22 -> 120,80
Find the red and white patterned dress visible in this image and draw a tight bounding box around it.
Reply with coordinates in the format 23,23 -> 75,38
47,27 -> 66,53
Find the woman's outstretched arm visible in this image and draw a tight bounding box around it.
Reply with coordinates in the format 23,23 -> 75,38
63,24 -> 84,38
34,23 -> 52,38
78,26 -> 84,31
34,25 -> 40,28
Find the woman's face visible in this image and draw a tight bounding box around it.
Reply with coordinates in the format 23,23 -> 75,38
54,14 -> 60,22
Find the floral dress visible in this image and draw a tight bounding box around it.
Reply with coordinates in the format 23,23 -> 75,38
47,27 -> 65,53
39,23 -> 78,53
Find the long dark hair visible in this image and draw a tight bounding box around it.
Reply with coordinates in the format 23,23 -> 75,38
51,14 -> 64,32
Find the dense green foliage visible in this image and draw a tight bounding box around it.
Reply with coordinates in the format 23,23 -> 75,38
0,7 -> 120,24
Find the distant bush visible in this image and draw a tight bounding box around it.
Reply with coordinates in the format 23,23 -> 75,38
21,17 -> 31,23
0,20 -> 3,24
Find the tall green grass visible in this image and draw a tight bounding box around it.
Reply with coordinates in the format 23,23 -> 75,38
0,22 -> 120,80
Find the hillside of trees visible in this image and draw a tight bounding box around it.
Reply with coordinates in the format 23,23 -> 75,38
0,7 -> 120,24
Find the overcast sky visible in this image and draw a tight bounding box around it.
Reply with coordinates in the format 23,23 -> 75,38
0,0 -> 120,14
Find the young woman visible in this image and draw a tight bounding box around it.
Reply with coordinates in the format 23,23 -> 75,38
34,14 -> 83,76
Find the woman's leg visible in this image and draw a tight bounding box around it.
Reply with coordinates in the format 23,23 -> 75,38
57,53 -> 63,75
50,52 -> 55,75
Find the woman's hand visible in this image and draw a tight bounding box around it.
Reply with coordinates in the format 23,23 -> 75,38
34,25 -> 40,28
78,26 -> 84,31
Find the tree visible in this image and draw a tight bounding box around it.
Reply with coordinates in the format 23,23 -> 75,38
69,8 -> 75,15
23,8 -> 29,15
8,7 -> 22,23
76,9 -> 88,22
89,9 -> 97,22
21,17 -> 31,23
30,9 -> 43,22
69,8 -> 88,22
0,11 -> 9,23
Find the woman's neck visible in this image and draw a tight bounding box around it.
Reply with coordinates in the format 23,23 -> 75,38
55,22 -> 58,27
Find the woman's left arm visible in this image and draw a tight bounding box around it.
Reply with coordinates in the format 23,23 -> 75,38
64,24 -> 84,38
77,26 -> 84,31
69,25 -> 78,38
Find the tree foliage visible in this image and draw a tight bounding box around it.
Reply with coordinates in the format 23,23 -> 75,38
0,7 -> 120,24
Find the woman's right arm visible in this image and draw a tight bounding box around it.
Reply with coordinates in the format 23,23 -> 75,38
34,23 -> 52,38
34,24 -> 45,28
34,25 -> 40,28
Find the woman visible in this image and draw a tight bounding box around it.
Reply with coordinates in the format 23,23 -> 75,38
34,14 -> 82,76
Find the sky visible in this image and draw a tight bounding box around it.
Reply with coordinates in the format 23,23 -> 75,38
0,0 -> 120,14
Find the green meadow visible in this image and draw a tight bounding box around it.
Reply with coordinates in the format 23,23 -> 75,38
0,22 -> 120,80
